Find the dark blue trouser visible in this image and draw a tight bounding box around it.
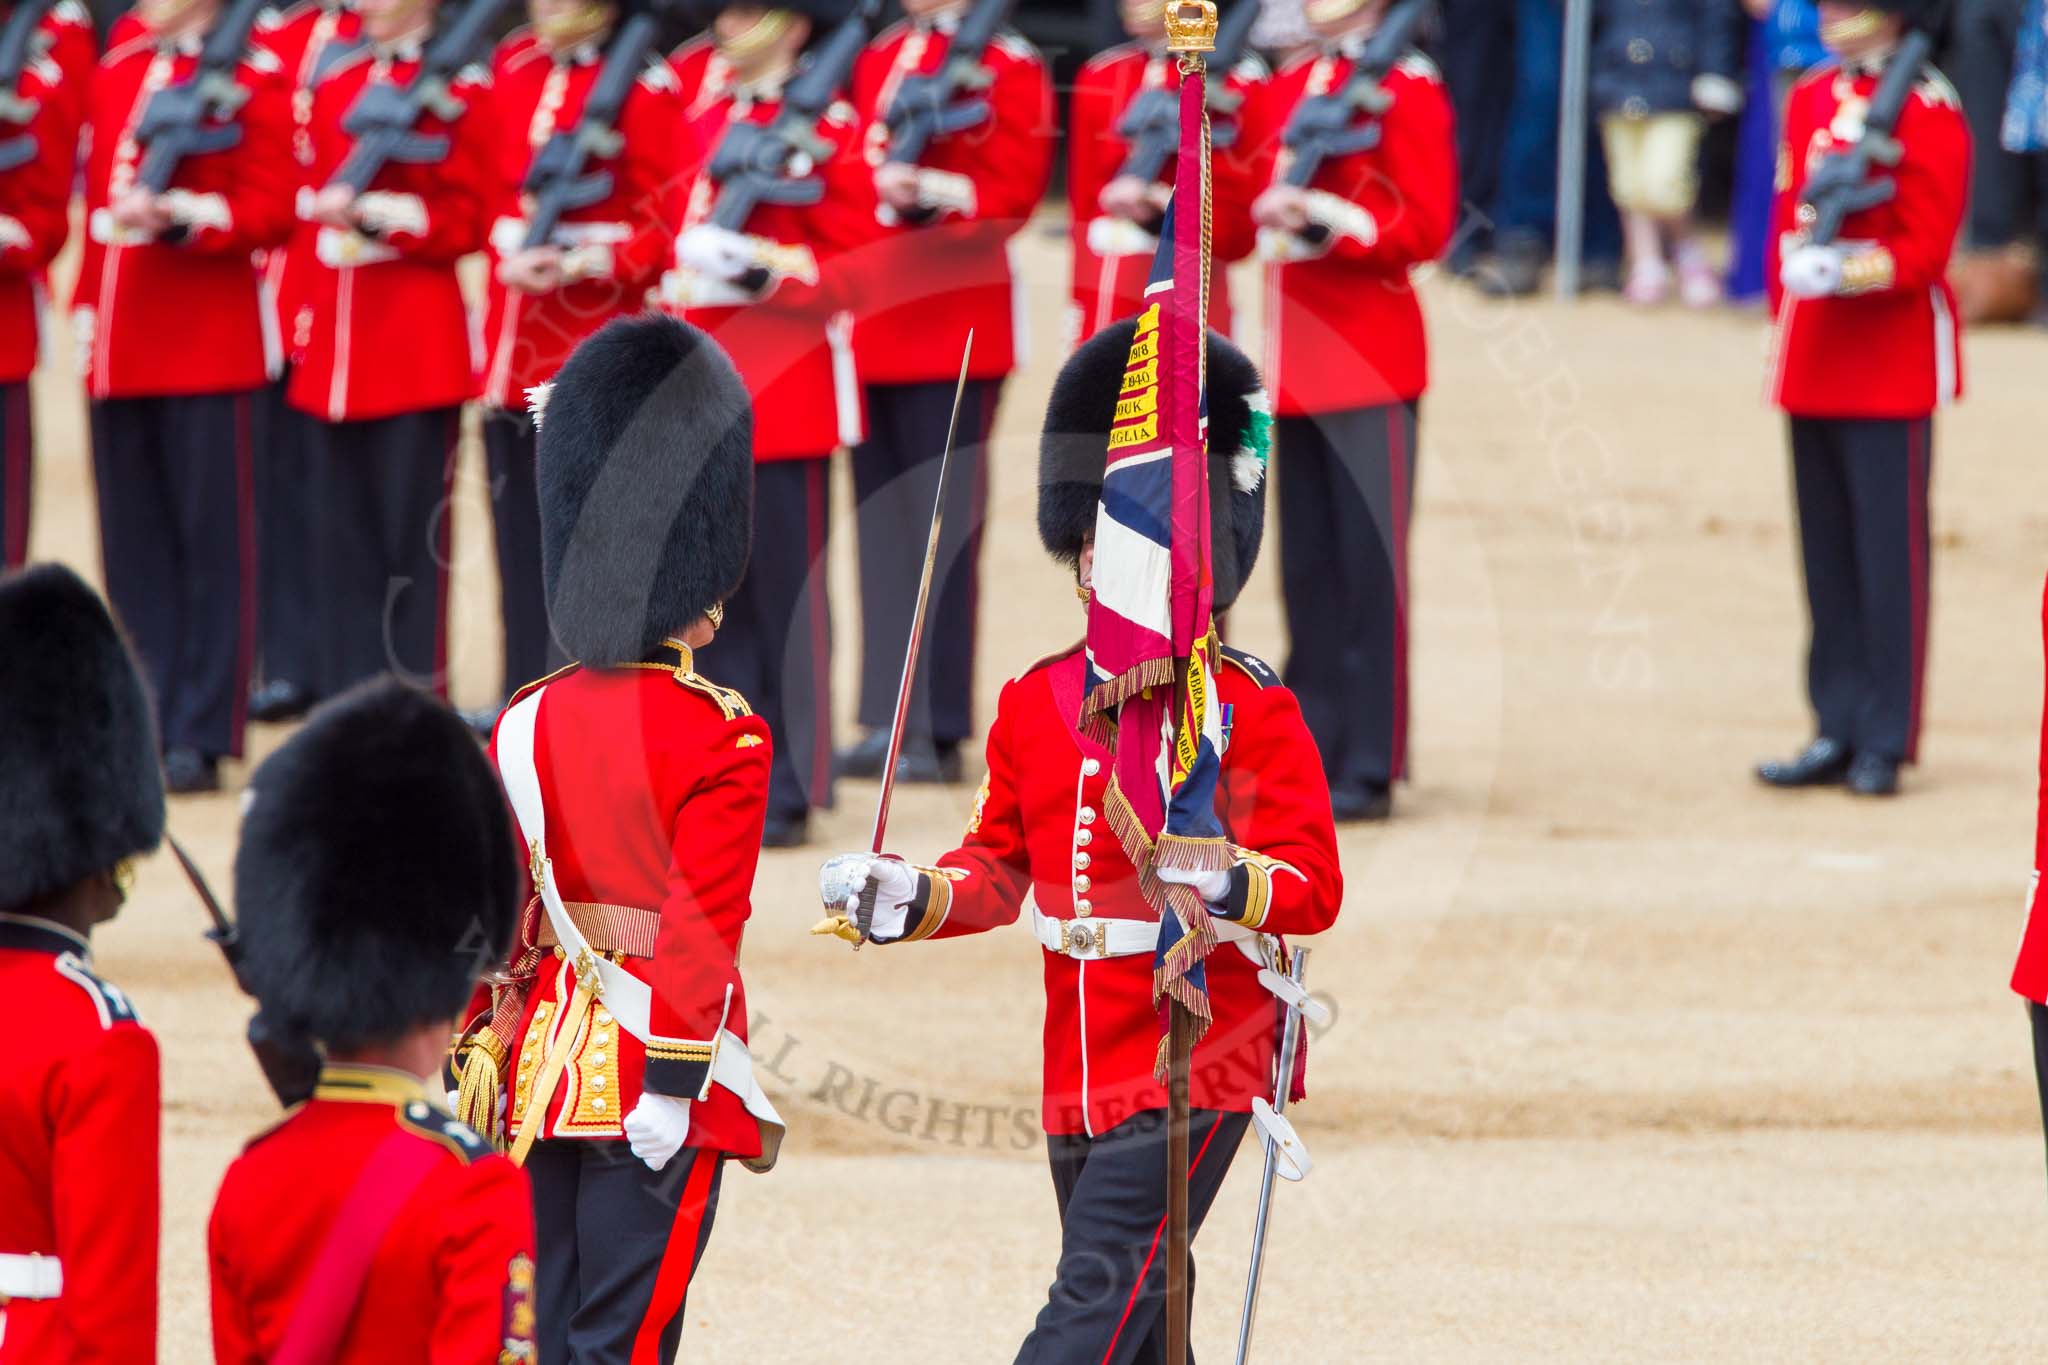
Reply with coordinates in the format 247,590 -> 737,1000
694,455 -> 833,822
851,377 -> 1000,749
1278,403 -> 1418,793
1496,0 -> 1623,261
1017,1108 -> 1250,1365
1788,416 -> 1933,764
526,1139 -> 724,1365
255,374 -> 320,697
91,391 -> 256,758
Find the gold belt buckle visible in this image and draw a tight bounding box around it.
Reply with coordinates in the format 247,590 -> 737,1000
1064,921 -> 1100,959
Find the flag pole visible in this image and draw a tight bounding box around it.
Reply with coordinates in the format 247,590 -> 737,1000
1161,8 -> 1216,1361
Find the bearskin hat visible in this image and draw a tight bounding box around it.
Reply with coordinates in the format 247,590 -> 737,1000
1039,320 -> 1272,611
535,314 -> 753,667
0,564 -> 164,913
232,678 -> 519,1050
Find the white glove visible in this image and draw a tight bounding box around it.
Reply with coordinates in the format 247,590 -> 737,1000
623,1092 -> 692,1171
676,224 -> 755,283
1156,863 -> 1232,906
818,853 -> 919,943
1780,243 -> 1846,299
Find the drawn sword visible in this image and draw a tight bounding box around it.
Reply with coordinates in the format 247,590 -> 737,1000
849,330 -> 974,946
1233,945 -> 1328,1363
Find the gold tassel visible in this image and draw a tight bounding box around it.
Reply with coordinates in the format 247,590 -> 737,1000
454,1047 -> 505,1149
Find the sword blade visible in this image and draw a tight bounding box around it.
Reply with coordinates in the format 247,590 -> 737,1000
167,832 -> 237,947
1233,946 -> 1312,1365
854,331 -> 974,944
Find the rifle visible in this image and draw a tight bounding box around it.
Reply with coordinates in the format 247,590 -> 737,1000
325,0 -> 509,194
879,0 -> 1011,166
1276,0 -> 1429,193
705,0 -> 876,233
0,0 -> 56,173
518,11 -> 659,252
1798,28 -> 1934,247
166,835 -> 322,1109
129,0 -> 271,193
1111,0 -> 1259,186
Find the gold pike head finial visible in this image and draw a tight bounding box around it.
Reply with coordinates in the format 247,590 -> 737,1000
1164,0 -> 1218,53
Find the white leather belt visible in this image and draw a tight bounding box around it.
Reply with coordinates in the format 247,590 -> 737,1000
498,684 -> 786,1172
0,1252 -> 61,1301
1030,906 -> 1282,976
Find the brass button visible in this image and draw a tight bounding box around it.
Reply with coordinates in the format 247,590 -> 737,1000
591,1097 -> 606,1112
589,1075 -> 606,1091
1074,852 -> 1091,871
1627,37 -> 1651,63
1076,898 -> 1093,916
591,1030 -> 609,1046
1076,829 -> 1093,847
589,1052 -> 606,1066
595,1009 -> 612,1025
1078,807 -> 1096,826
1082,758 -> 1101,777
1074,874 -> 1091,894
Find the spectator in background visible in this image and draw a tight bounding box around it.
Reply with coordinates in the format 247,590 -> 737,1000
1592,0 -> 1747,306
1438,0 -> 1515,273
1480,0 -> 1624,297
1951,0 -> 2047,322
2007,0 -> 2048,148
1729,0 -> 1829,302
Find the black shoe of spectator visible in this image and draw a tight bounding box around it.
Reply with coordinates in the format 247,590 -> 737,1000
1477,231 -> 1546,297
1331,782 -> 1392,823
896,738 -> 963,785
1580,256 -> 1624,293
248,679 -> 313,724
164,747 -> 220,795
762,812 -> 809,848
835,728 -> 891,779
1846,753 -> 1900,797
1755,737 -> 1852,788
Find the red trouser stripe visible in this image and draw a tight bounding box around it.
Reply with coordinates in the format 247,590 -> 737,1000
1387,405 -> 1410,783
1096,1116 -> 1229,1365
2,385 -> 29,566
628,1147 -> 720,1365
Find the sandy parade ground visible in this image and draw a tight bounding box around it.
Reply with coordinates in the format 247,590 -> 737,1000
20,216 -> 2048,1361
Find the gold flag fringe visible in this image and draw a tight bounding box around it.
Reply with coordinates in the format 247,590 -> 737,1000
1081,656 -> 1177,726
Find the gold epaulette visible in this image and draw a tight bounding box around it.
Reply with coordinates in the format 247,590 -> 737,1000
675,670 -> 752,721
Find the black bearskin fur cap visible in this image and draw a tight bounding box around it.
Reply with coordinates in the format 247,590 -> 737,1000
0,564 -> 164,912
1039,319 -> 1270,610
232,678 -> 519,1049
537,314 -> 753,666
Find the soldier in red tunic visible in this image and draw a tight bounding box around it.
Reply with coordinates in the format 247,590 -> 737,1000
0,1 -> 89,569
74,0 -> 296,792
659,0 -> 878,845
453,315 -> 784,1361
479,0 -> 682,710
1066,0 -> 1267,346
0,564 -> 165,1365
819,326 -> 1342,1363
246,0 -> 360,725
209,677 -> 535,1363
1251,0 -> 1457,823
290,0 -> 496,699
836,0 -> 1052,785
1754,0 -> 1968,798
2012,574 -> 2048,1179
